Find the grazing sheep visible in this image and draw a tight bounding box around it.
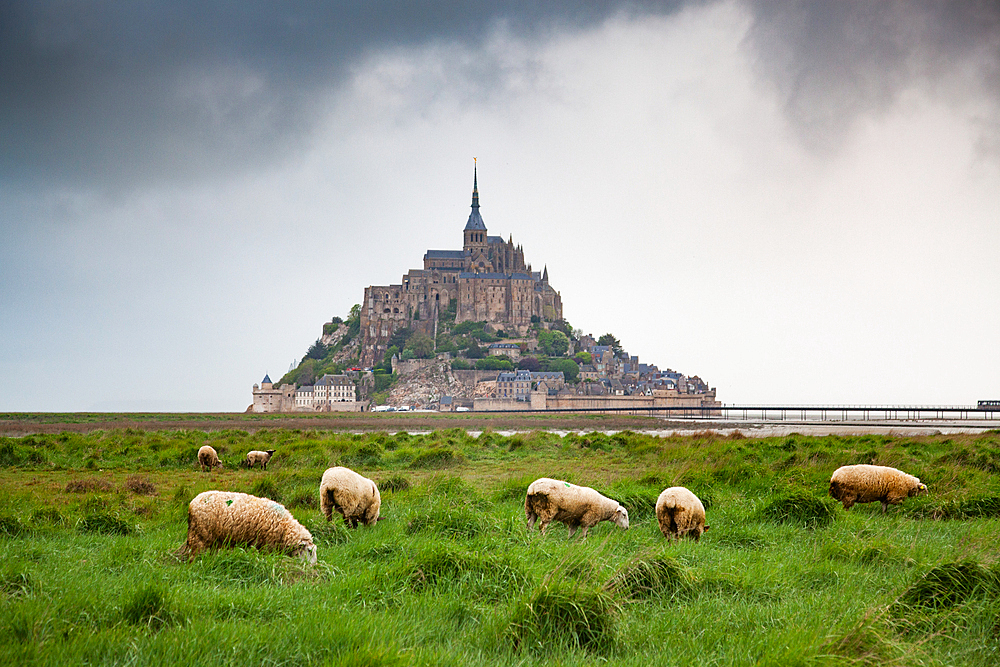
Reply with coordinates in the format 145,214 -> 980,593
319,466 -> 381,528
197,445 -> 223,472
829,464 -> 927,512
245,449 -> 276,470
177,491 -> 316,564
656,487 -> 709,542
524,477 -> 629,539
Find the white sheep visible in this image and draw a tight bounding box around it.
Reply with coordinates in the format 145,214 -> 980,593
177,491 -> 316,563
197,445 -> 223,472
245,449 -> 276,470
524,477 -> 629,539
319,466 -> 381,527
829,464 -> 927,512
656,486 -> 708,542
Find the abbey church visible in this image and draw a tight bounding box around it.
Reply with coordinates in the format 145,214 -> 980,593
360,167 -> 563,366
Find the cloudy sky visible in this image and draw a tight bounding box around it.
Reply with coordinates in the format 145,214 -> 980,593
2,0 -> 998,411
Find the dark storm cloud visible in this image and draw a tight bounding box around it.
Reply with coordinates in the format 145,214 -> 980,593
3,1 -> 998,191
0,0 -> 684,188
744,0 -> 1000,152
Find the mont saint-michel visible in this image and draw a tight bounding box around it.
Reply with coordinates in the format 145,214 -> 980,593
359,165 -> 563,367
253,167 -> 718,413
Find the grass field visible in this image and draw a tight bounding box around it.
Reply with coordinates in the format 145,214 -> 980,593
1,426 -> 999,665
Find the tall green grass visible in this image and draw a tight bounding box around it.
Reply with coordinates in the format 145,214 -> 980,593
1,428 -> 999,665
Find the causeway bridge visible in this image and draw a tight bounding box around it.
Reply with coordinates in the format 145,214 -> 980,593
525,404 -> 1000,423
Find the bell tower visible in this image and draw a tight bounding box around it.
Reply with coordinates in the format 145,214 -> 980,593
463,160 -> 488,268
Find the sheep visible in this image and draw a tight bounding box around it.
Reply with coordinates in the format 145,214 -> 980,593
319,466 -> 381,528
245,449 -> 276,470
829,464 -> 927,512
524,477 -> 629,539
197,445 -> 223,472
177,491 -> 316,564
656,487 -> 709,542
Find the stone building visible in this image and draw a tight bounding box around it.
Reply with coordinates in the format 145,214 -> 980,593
252,375 -> 296,413
295,374 -> 357,410
252,373 -> 362,413
359,166 -> 563,366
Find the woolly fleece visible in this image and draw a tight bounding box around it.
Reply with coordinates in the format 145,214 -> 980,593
829,464 -> 927,512
524,477 -> 629,539
656,486 -> 708,541
319,466 -> 381,527
180,491 -> 316,563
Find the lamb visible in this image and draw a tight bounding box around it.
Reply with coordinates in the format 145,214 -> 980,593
524,477 -> 629,539
319,466 -> 381,527
656,486 -> 709,542
245,449 -> 277,470
177,491 -> 316,564
197,445 -> 223,472
829,464 -> 927,512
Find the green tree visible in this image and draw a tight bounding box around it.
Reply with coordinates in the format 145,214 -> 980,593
551,318 -> 573,336
550,330 -> 569,357
465,342 -> 484,359
405,332 -> 435,359
548,358 -> 580,383
537,330 -> 554,356
575,351 -> 592,365
475,357 -> 514,371
304,339 -> 328,361
296,359 -> 318,386
598,333 -> 623,355
517,356 -> 541,371
450,358 -> 472,370
388,327 -> 413,350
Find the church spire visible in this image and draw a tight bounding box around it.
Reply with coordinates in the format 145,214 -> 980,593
472,160 -> 479,209
463,158 -> 486,232
542,265 -> 549,282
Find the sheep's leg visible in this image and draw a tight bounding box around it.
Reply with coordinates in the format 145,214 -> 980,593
526,513 -> 537,530
539,520 -> 551,535
567,524 -> 577,538
579,525 -> 589,540
881,500 -> 889,513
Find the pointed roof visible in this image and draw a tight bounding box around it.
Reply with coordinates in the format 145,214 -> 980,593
542,265 -> 549,282
262,374 -> 272,383
464,162 -> 487,231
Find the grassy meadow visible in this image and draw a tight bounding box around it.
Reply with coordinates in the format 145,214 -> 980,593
1,427 -> 999,666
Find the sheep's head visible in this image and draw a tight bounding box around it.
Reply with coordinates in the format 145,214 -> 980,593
612,505 -> 630,530
910,481 -> 928,497
265,450 -> 276,457
295,541 -> 317,565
